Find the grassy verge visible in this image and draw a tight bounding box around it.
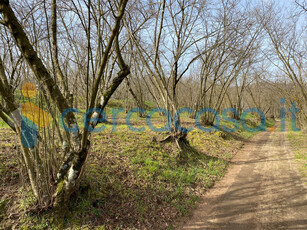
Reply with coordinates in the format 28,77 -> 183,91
0,115 -> 274,229
287,131 -> 307,182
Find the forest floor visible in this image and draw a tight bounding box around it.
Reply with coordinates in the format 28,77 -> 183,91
177,122 -> 307,229
0,114 -> 281,229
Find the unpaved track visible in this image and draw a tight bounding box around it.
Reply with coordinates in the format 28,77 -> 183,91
178,128 -> 307,229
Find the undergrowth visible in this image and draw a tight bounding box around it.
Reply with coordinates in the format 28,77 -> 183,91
287,131 -> 307,182
0,114 -> 274,229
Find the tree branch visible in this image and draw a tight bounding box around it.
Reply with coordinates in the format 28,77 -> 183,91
295,0 -> 307,12
0,0 -> 79,146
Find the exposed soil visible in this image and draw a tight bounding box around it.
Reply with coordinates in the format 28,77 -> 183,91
177,126 -> 307,229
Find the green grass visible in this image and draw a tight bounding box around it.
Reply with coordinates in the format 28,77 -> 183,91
287,131 -> 307,182
0,107 -> 274,229
0,119 -> 10,129
0,132 -> 18,187
57,127 -> 234,229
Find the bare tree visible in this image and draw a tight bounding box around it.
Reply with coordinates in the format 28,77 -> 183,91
256,0 -> 307,128
0,0 -> 130,209
125,0 -> 213,150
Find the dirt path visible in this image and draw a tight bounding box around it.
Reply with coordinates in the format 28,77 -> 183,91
178,128 -> 307,229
